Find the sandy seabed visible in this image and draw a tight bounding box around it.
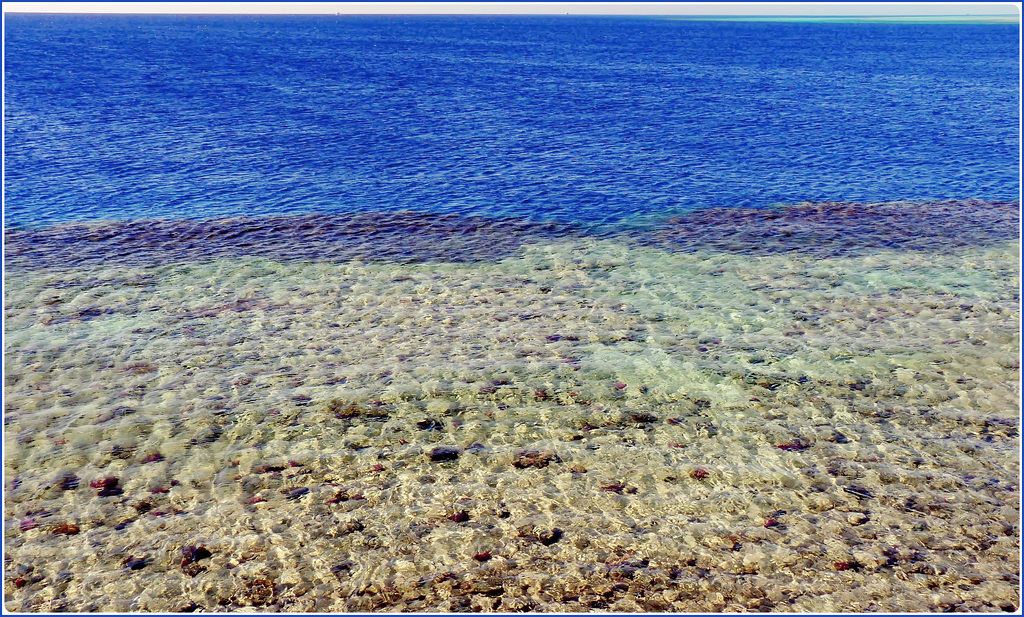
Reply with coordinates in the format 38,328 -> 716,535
3,217 -> 1021,612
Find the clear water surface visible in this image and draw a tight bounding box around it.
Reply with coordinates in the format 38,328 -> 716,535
2,14 -> 1020,614
4,15 -> 1020,229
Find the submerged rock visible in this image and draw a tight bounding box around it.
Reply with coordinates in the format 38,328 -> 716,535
512,450 -> 561,469
328,399 -> 390,420
252,463 -> 287,474
181,545 -> 213,566
416,418 -> 445,431
600,484 -> 637,495
776,439 -> 810,452
285,487 -> 310,501
89,477 -> 119,489
428,446 -> 461,462
91,477 -> 123,497
124,557 -> 148,571
539,529 -> 563,546
56,472 -> 79,491
518,524 -> 564,546
327,488 -> 365,503
51,523 -> 80,535
844,485 -> 874,500
626,412 -> 658,425
240,577 -> 275,606
181,545 -> 212,576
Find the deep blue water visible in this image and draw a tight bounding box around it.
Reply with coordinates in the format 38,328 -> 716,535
4,14 -> 1020,230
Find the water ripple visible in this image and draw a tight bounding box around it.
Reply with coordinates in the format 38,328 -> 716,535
4,15 -> 1019,228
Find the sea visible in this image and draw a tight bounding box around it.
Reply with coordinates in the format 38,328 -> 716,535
3,13 -> 1021,613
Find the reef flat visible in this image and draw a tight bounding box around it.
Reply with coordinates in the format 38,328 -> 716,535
3,201 -> 1020,612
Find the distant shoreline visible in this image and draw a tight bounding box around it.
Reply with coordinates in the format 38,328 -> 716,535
666,15 -> 1020,25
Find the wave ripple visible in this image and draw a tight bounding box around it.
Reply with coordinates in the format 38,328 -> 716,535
5,200 -> 1018,270
639,199 -> 1020,258
4,211 -> 582,269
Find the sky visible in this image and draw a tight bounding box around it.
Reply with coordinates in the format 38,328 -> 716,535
3,2 -> 1021,16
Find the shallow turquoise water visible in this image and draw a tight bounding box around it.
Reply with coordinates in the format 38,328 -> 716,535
3,201 -> 1020,612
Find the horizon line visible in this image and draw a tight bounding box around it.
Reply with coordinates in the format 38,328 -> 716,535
3,2 -> 1021,18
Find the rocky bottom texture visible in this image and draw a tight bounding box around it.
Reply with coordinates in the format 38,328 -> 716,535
3,207 -> 1020,612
